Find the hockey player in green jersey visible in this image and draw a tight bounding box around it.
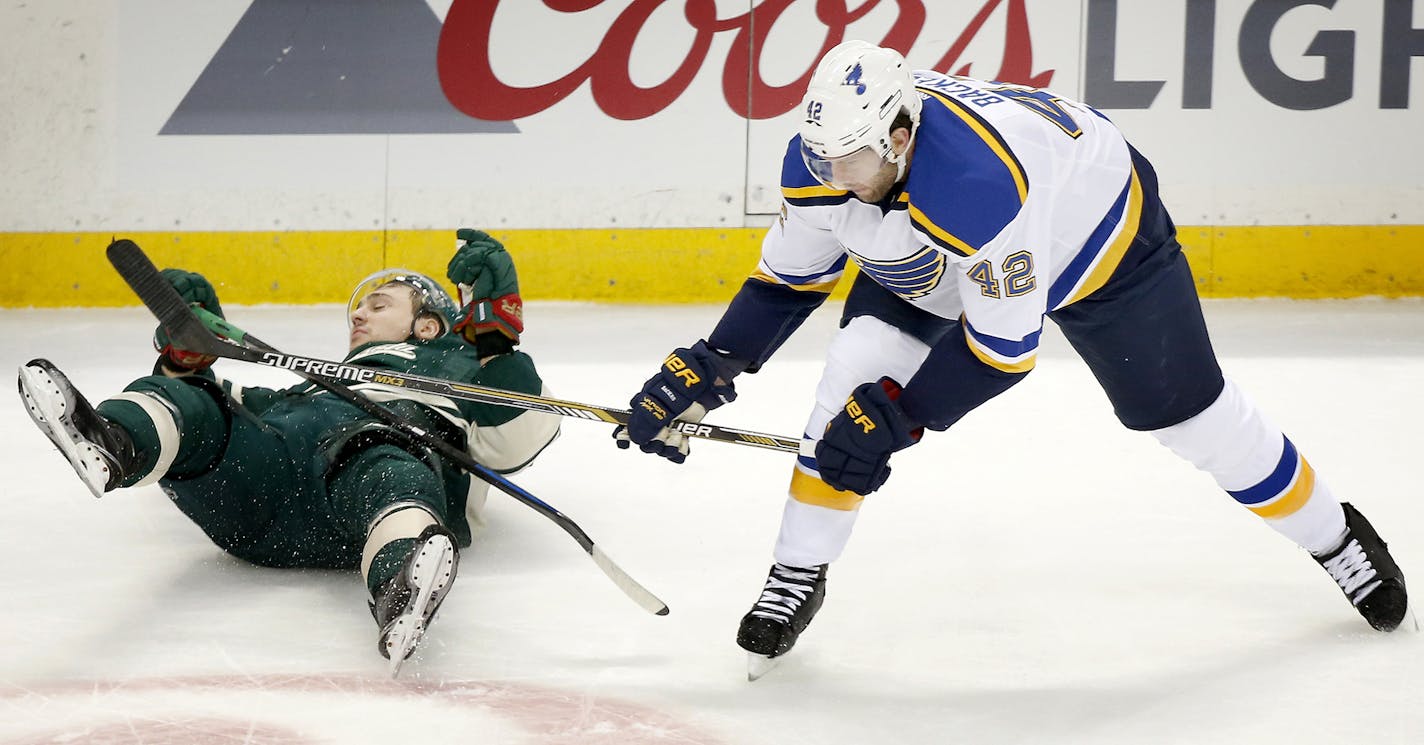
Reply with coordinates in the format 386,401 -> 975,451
18,229 -> 559,674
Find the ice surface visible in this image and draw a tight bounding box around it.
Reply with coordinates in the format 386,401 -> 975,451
1,299 -> 1421,744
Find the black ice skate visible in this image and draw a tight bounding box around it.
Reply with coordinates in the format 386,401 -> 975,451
1315,503 -> 1413,632
370,524 -> 460,677
17,358 -> 138,498
737,563 -> 827,680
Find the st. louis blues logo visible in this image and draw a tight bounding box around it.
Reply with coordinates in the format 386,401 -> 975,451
852,246 -> 946,299
844,64 -> 866,94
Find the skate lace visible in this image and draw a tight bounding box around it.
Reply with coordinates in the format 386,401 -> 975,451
750,563 -> 819,623
1322,539 -> 1382,603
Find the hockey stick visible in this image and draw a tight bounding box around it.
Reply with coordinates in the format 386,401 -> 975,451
107,248 -> 797,454
106,239 -> 669,616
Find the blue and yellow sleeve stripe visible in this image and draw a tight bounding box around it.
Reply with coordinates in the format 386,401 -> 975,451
962,318 -> 1039,374
750,254 -> 848,293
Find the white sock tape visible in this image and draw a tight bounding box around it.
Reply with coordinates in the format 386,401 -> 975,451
109,391 -> 181,487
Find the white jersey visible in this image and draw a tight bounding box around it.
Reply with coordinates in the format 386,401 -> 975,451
759,70 -> 1143,374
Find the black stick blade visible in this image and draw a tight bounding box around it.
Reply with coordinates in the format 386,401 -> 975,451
105,239 -> 221,355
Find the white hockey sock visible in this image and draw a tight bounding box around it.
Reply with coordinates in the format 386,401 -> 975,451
361,504 -> 438,586
106,392 -> 181,486
772,466 -> 862,567
768,316 -> 930,568
1150,379 -> 1346,554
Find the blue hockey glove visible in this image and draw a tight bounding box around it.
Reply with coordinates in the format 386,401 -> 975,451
615,340 -> 739,463
153,268 -> 224,374
815,377 -> 923,495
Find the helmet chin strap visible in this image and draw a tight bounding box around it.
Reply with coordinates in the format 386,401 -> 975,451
889,118 -> 920,183
892,153 -> 909,183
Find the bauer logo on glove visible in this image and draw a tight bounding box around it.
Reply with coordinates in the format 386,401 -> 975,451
845,399 -> 876,433
663,353 -> 703,387
815,378 -> 923,495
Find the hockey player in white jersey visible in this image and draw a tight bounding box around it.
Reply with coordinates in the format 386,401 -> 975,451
615,41 -> 1411,677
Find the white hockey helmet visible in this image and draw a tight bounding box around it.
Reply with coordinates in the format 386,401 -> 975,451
798,40 -> 922,189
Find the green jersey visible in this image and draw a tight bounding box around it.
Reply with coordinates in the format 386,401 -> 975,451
103,330 -> 559,567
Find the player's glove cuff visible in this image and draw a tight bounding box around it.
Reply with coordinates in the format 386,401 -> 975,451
683,339 -> 743,410
151,355 -> 218,380
154,328 -> 219,375
155,348 -> 218,374
453,292 -> 524,344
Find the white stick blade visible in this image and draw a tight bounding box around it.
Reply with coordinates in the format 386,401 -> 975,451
590,545 -> 669,616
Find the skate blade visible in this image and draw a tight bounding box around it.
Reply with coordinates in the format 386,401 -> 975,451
746,652 -> 779,681
383,534 -> 457,678
17,364 -> 107,499
385,617 -> 424,678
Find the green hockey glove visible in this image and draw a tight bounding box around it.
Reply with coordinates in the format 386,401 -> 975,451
153,268 -> 224,373
448,228 -> 523,345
